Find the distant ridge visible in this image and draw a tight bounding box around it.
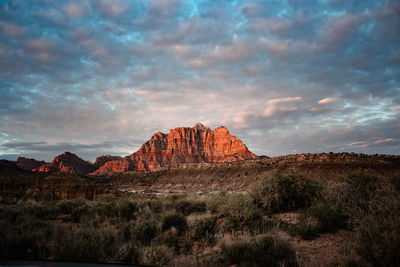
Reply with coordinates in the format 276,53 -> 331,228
20,123 -> 258,175
34,151 -> 95,176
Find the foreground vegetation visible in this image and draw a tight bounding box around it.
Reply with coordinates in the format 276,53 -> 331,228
0,170 -> 399,266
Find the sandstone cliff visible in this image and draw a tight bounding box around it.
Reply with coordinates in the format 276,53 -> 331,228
16,157 -> 46,171
93,155 -> 122,169
93,123 -> 257,174
35,152 -> 96,176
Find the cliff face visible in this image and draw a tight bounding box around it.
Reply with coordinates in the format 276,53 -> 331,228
93,155 -> 122,169
16,157 -> 46,171
93,123 -> 258,174
35,152 -> 96,176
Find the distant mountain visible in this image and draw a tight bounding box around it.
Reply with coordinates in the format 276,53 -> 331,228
34,152 -> 96,176
92,123 -> 258,174
16,157 -> 47,171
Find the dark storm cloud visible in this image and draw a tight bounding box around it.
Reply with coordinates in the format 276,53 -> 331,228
0,0 -> 399,161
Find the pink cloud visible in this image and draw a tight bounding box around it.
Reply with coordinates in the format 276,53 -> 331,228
0,21 -> 24,36
348,141 -> 366,146
318,97 -> 341,104
99,0 -> 126,17
263,96 -> 302,117
263,39 -> 288,55
321,13 -> 365,47
63,2 -> 86,18
373,138 -> 395,145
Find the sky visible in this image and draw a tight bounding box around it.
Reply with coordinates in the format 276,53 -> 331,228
0,0 -> 399,162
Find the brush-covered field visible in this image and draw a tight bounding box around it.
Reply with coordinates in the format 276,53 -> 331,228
1,171 -> 399,266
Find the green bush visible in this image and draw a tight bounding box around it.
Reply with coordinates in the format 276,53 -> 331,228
131,220 -> 158,245
251,173 -> 321,213
161,213 -> 187,233
217,193 -> 261,230
323,171 -> 400,265
221,235 -> 297,266
355,213 -> 400,267
115,199 -> 137,220
297,202 -> 348,240
175,200 -> 206,215
298,224 -> 320,240
206,192 -> 228,213
193,217 -> 217,243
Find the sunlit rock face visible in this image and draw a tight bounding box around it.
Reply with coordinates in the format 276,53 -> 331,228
93,155 -> 122,169
34,152 -> 96,176
93,123 -> 258,174
16,157 -> 47,171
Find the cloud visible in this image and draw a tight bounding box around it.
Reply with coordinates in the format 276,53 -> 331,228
348,141 -> 366,146
63,2 -> 86,18
320,13 -> 366,49
0,21 -> 24,36
0,0 -> 399,160
318,97 -> 341,104
373,138 -> 395,145
263,97 -> 303,117
98,0 -> 127,17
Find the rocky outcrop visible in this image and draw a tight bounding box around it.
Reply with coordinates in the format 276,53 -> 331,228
35,152 -> 96,176
0,160 -> 113,201
16,157 -> 46,171
93,123 -> 258,174
93,155 -> 122,169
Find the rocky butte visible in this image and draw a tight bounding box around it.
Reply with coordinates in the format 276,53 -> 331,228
92,123 -> 258,174
16,157 -> 47,171
35,152 -> 96,176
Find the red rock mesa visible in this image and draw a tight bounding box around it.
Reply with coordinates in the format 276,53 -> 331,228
93,123 -> 258,174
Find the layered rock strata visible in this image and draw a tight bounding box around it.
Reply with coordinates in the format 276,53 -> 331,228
93,123 -> 257,174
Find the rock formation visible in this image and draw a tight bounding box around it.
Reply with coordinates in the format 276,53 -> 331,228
34,152 -> 96,176
93,123 -> 258,174
0,160 -> 113,200
16,157 -> 46,171
93,155 -> 122,169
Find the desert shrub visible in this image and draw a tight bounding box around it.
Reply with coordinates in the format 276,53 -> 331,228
251,172 -> 321,213
131,220 -> 158,245
146,198 -> 163,213
58,198 -> 87,214
298,223 -> 320,240
355,212 -> 400,267
297,202 -> 348,240
153,227 -> 181,252
175,200 -> 207,215
221,235 -> 297,266
166,194 -> 186,202
161,213 -> 187,233
52,222 -> 134,263
193,217 -> 217,243
218,193 -> 261,230
323,171 -> 400,265
0,213 -> 53,260
114,199 -> 137,220
206,192 -> 228,213
139,245 -> 174,266
308,202 -> 347,233
390,175 -> 400,192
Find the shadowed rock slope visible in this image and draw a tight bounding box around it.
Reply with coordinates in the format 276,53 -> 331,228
110,153 -> 400,193
34,152 -> 96,175
16,157 -> 47,171
0,160 -> 113,200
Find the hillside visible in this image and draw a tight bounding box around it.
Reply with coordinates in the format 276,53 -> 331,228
108,153 -> 400,194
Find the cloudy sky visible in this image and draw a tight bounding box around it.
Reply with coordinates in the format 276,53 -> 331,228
0,0 -> 399,162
